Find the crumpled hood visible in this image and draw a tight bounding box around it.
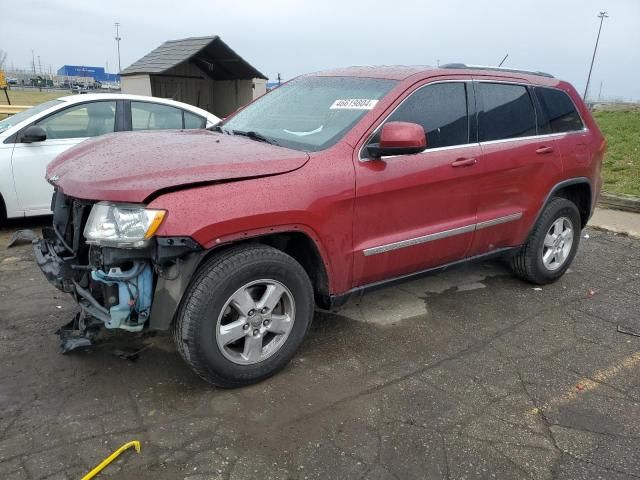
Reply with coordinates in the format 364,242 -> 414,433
47,129 -> 309,202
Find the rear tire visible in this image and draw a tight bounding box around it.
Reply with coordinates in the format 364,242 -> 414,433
510,197 -> 581,285
173,244 -> 314,388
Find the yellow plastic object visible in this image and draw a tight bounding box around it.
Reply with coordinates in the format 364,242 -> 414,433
81,440 -> 141,480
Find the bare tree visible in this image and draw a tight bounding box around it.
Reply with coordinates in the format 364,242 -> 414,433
0,50 -> 7,70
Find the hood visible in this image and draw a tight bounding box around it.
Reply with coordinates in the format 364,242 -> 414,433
47,129 -> 309,202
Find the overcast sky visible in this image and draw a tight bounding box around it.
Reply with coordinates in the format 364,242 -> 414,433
2,0 -> 639,100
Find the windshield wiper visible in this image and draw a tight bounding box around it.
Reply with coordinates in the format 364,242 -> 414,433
231,129 -> 279,146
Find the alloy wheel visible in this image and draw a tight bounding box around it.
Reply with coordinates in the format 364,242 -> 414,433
216,279 -> 296,365
542,216 -> 574,271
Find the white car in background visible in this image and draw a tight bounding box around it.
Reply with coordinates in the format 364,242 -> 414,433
0,94 -> 219,222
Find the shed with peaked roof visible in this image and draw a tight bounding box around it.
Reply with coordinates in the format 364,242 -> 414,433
120,36 -> 268,117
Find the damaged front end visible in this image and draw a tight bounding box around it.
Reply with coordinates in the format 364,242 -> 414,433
34,191 -> 202,352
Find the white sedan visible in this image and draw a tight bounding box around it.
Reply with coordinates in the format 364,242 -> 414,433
0,93 -> 219,222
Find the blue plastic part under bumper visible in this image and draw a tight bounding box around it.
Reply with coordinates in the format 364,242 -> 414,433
91,262 -> 154,331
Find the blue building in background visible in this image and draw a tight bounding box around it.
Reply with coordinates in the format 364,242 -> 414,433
56,65 -> 120,82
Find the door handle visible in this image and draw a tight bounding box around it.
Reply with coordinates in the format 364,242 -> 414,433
536,146 -> 554,154
451,158 -> 477,167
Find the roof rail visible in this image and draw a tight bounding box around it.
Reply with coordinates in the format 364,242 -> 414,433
440,63 -> 555,79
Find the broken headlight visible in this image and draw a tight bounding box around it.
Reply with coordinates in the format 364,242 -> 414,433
84,202 -> 166,248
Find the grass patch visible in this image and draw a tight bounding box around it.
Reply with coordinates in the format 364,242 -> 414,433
0,89 -> 63,106
594,108 -> 640,197
0,89 -> 65,120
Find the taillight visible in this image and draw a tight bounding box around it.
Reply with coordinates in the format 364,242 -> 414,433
599,138 -> 607,153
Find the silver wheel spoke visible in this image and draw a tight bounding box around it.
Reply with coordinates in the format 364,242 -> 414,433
268,314 -> 292,335
242,334 -> 263,362
544,234 -> 555,247
230,288 -> 256,317
553,219 -> 562,236
556,248 -> 565,264
543,248 -> 554,265
258,283 -> 285,312
219,319 -> 247,346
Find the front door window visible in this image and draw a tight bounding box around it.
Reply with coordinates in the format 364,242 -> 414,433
36,101 -> 116,139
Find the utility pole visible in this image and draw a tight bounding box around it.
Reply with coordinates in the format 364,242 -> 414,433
31,49 -> 36,75
597,81 -> 603,101
583,11 -> 608,100
114,22 -> 122,72
37,55 -> 42,75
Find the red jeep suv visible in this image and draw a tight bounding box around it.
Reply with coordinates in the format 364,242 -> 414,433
35,64 -> 605,387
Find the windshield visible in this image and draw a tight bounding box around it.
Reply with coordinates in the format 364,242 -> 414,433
220,76 -> 397,152
0,100 -> 63,134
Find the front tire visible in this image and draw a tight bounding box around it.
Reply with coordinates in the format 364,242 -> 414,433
173,244 -> 314,388
510,197 -> 581,285
0,195 -> 6,228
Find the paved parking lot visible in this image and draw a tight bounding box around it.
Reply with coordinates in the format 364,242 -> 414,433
1,219 -> 639,480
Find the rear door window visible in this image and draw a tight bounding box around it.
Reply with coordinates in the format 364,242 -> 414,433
184,111 -> 206,129
381,82 -> 469,149
477,83 -> 536,142
131,102 -> 183,130
535,87 -> 584,133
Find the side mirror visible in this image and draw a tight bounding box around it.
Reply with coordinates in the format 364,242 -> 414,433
367,121 -> 426,158
21,125 -> 47,143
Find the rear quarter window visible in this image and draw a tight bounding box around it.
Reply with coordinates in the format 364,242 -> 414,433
535,87 -> 584,134
477,83 -> 537,142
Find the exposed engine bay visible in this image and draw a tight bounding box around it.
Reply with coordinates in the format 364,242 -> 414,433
34,191 -> 201,351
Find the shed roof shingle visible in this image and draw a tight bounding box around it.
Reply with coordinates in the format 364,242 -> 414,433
120,36 -> 267,80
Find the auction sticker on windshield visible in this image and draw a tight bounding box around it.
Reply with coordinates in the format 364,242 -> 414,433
330,99 -> 379,110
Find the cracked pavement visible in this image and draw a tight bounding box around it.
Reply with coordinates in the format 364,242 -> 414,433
1,219 -> 639,479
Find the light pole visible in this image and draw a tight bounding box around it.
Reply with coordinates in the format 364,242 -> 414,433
583,11 -> 608,100
114,22 -> 122,72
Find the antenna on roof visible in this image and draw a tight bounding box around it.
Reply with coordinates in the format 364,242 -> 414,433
498,54 -> 509,67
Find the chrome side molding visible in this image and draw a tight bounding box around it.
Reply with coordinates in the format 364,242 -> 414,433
363,212 -> 523,256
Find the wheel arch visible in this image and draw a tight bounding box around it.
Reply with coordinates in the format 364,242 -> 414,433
203,229 -> 332,308
549,179 -> 592,228
536,177 -> 592,230
150,227 -> 334,331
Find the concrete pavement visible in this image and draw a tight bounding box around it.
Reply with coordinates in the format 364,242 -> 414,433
591,207 -> 640,238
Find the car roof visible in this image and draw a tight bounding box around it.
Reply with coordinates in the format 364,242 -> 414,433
57,93 -> 218,120
310,65 -> 436,80
309,65 -> 562,86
